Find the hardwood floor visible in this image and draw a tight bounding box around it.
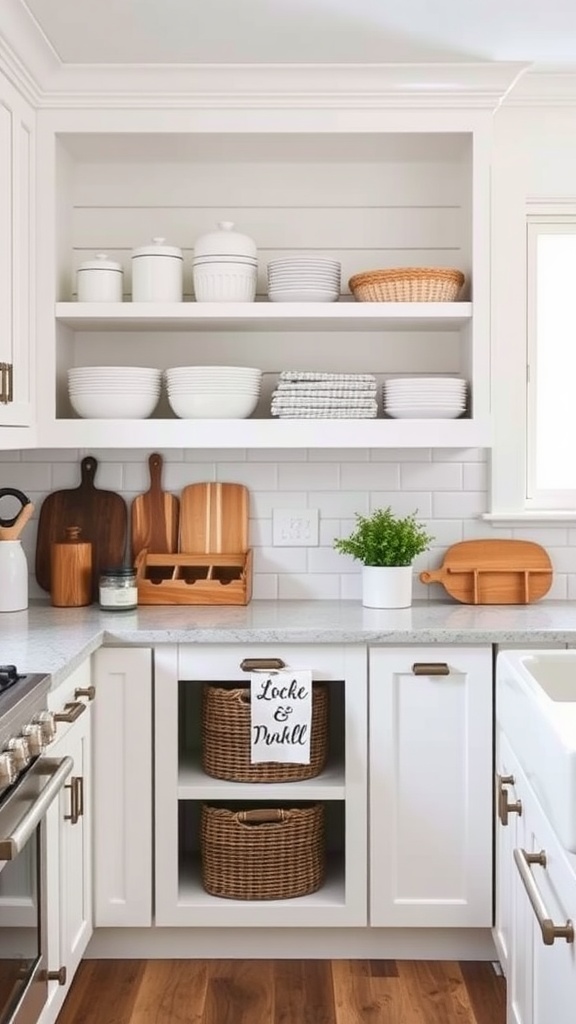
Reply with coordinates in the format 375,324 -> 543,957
56,959 -> 505,1024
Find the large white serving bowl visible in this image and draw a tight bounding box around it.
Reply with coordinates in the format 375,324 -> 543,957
168,390 -> 259,419
69,390 -> 160,419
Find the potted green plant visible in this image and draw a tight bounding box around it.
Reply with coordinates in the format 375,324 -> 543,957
333,507 -> 433,608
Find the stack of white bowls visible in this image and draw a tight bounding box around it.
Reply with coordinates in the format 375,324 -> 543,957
267,258 -> 341,302
67,366 -> 162,419
193,221 -> 258,303
165,365 -> 262,419
382,377 -> 468,419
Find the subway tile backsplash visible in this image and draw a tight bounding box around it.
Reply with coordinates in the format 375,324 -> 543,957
0,447 -> 570,602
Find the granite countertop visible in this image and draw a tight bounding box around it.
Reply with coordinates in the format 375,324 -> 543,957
1,599 -> 576,687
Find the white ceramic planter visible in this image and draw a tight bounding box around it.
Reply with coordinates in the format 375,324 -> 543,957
361,564 -> 413,609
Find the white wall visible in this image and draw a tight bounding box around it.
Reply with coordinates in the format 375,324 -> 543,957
0,445 -> 572,602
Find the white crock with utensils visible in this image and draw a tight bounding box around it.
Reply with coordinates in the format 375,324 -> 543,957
0,488 -> 35,612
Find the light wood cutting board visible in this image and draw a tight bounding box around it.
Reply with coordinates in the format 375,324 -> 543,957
419,539 -> 553,605
131,453 -> 180,561
179,482 -> 248,554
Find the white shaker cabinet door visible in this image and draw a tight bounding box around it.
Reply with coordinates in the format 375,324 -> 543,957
369,646 -> 493,927
0,67 -> 35,434
92,647 -> 153,926
494,728 -> 524,979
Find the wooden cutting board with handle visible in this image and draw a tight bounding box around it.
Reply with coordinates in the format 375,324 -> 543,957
35,455 -> 128,598
179,482 -> 248,554
419,539 -> 553,605
131,453 -> 180,561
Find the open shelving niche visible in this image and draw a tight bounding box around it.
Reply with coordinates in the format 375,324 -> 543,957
40,126 -> 490,448
153,643 -> 368,927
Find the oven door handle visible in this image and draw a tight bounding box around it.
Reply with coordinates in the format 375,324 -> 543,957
0,756 -> 74,860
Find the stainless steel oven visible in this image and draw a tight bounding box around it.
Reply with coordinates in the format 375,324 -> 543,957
0,667 -> 71,1024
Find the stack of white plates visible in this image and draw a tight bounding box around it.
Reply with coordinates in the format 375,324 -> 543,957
67,366 -> 162,419
267,258 -> 341,303
165,365 -> 262,419
383,377 -> 468,419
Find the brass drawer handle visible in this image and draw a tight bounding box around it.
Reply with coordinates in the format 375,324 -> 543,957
240,658 -> 286,672
497,774 -> 522,826
54,701 -> 86,723
74,685 -> 95,701
514,848 -> 574,945
412,662 -> 450,675
65,776 -> 83,825
44,966 -> 67,985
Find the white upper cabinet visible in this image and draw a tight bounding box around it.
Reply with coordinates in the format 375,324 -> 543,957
34,107 -> 492,448
0,67 -> 35,440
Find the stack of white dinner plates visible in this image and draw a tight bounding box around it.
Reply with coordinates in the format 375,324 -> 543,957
67,366 -> 162,419
382,377 -> 468,419
165,365 -> 262,419
267,258 -> 341,303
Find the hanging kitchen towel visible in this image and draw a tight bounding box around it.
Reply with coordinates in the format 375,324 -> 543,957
250,668 -> 313,764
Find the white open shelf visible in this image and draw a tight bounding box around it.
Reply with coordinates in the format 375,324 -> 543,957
177,759 -> 346,801
55,301 -> 473,332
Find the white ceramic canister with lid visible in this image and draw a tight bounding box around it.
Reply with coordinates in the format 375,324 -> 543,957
194,220 -> 258,260
131,237 -> 184,302
0,541 -> 28,612
77,253 -> 123,302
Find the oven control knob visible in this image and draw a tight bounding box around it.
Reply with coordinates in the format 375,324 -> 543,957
0,751 -> 16,789
33,710 -> 57,744
5,736 -> 30,772
21,722 -> 45,757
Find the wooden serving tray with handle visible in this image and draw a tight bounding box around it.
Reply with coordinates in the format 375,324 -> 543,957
419,539 -> 553,605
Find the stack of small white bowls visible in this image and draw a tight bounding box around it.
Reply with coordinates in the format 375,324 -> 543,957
67,366 -> 162,419
382,377 -> 468,419
165,365 -> 262,419
192,221 -> 258,303
267,257 -> 341,302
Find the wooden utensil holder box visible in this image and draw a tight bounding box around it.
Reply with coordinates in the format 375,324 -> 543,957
134,550 -> 253,605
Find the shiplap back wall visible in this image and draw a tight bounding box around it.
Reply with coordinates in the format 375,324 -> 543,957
1,445 -> 575,602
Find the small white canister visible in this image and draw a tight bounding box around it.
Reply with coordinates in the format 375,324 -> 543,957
131,237 -> 183,302
77,253 -> 123,302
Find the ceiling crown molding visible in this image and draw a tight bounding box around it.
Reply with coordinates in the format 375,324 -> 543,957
501,64 -> 576,105
0,0 -> 59,103
35,61 -> 530,111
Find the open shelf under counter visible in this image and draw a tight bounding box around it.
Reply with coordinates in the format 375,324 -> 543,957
55,301 -> 473,333
164,855 -> 348,928
177,760 -> 346,801
43,414 -> 491,448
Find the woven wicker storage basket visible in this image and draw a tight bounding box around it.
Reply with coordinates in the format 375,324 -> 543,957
200,803 -> 326,900
201,682 -> 329,783
349,266 -> 465,303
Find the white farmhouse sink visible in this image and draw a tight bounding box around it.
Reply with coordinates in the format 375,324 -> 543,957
496,650 -> 576,853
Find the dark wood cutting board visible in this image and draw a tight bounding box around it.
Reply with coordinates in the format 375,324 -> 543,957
130,453 -> 180,561
35,455 -> 128,599
419,539 -> 553,604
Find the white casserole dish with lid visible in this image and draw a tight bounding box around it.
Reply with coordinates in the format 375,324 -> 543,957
194,221 -> 257,259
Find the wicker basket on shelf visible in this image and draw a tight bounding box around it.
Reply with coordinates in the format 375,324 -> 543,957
348,266 -> 465,303
201,682 -> 329,783
200,803 -> 326,900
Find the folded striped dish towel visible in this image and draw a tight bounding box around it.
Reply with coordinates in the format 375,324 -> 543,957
279,370 -> 377,387
273,387 -> 377,399
272,406 -> 378,419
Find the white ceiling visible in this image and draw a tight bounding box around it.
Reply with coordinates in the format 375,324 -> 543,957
18,0 -> 576,66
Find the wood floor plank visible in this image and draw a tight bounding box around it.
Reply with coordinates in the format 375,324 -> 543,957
202,959 -> 274,1024
273,960 -> 336,1024
56,960 -> 146,1024
333,959 -> 400,1024
369,960 -> 399,978
459,961 -> 506,1024
128,960 -> 209,1023
397,961 -> 477,1024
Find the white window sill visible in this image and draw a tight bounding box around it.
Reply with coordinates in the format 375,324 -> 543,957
483,511 -> 576,525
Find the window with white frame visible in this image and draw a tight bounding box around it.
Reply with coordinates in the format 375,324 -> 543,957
526,219 -> 576,511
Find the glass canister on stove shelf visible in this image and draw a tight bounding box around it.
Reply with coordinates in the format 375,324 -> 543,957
99,566 -> 138,611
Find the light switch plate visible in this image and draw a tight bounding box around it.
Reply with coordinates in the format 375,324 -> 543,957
273,508 -> 319,546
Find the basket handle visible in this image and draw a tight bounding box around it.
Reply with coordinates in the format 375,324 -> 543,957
236,808 -> 288,825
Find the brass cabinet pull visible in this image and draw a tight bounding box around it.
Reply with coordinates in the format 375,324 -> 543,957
65,776 -> 83,825
412,662 -> 450,675
514,848 -> 574,945
7,363 -> 12,403
497,774 -> 522,826
240,657 -> 286,672
0,363 -> 7,404
44,966 -> 67,985
74,685 -> 95,701
54,701 -> 86,723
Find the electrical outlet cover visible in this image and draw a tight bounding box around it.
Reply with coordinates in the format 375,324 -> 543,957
273,508 -> 319,546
